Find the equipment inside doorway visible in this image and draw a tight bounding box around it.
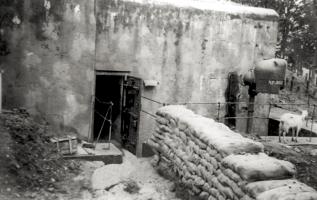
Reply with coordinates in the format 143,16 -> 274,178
93,73 -> 142,155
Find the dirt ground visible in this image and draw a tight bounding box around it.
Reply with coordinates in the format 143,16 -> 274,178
0,149 -> 180,200
1,142 -> 316,200
0,121 -> 317,200
263,141 -> 317,190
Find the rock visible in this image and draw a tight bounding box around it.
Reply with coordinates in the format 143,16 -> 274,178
123,180 -> 140,194
73,175 -> 85,181
25,192 -> 37,198
169,183 -> 176,192
294,147 -> 301,153
91,161 -> 134,190
94,189 -> 106,197
310,149 -> 317,156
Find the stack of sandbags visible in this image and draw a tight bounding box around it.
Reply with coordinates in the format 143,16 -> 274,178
148,105 -> 262,199
220,153 -> 297,199
245,179 -> 317,200
222,153 -> 296,182
148,105 -> 317,200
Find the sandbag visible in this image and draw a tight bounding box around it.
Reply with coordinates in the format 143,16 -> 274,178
155,116 -> 169,125
245,179 -> 316,198
206,147 -> 218,157
147,138 -> 160,149
193,137 -> 207,149
199,191 -> 210,200
222,153 -> 296,182
156,105 -> 195,119
192,185 -> 202,194
208,195 -> 217,200
241,195 -> 254,200
220,165 -> 243,183
217,173 -> 245,198
179,121 -> 188,131
200,159 -> 213,171
210,177 -> 235,199
193,175 -> 206,187
256,185 -> 317,200
179,131 -> 187,142
169,118 -> 178,129
157,125 -> 172,134
207,156 -> 219,169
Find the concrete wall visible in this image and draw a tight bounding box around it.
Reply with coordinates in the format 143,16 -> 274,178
1,0 -> 279,156
0,0 -> 96,138
95,0 -> 279,155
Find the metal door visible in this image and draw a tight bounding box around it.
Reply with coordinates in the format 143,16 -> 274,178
121,76 -> 142,154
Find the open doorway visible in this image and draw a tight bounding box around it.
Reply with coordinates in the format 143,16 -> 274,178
93,73 -> 142,155
93,75 -> 123,142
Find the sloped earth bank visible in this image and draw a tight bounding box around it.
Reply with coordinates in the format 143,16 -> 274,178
0,109 -> 180,200
0,150 -> 180,200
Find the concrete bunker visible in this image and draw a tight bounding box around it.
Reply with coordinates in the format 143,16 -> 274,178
0,0 -> 280,156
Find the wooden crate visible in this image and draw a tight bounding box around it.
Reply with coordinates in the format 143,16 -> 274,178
51,136 -> 77,155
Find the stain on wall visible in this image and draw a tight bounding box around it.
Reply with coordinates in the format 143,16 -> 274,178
1,0 -> 96,138
95,0 -> 279,156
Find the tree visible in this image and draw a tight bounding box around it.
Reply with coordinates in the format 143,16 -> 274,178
233,0 -> 317,72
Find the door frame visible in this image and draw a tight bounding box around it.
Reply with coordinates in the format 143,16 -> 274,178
88,70 -> 130,142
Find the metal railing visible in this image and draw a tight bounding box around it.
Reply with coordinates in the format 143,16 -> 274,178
140,96 -> 317,142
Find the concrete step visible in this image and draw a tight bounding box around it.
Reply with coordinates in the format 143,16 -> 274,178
64,143 -> 123,164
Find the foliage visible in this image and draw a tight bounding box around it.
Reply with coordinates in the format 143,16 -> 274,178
3,108 -> 76,189
233,0 -> 317,71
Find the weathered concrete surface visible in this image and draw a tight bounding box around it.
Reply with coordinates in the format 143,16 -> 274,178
1,0 -> 279,156
0,0 -> 96,138
95,0 -> 279,155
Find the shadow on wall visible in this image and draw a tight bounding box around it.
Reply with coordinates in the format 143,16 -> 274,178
224,72 -> 240,129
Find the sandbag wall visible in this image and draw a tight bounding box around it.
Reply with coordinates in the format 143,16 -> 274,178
148,105 -> 317,200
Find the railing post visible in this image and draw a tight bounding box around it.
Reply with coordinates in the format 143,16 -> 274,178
246,95 -> 255,134
310,104 -> 315,142
267,103 -> 272,137
217,102 -> 220,122
0,71 -> 3,113
306,103 -> 310,126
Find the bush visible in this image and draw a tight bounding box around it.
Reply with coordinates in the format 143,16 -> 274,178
3,108 -> 74,189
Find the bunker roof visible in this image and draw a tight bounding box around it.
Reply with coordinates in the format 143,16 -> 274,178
125,0 -> 279,20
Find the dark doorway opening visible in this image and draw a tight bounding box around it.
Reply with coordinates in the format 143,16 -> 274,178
224,72 -> 240,129
268,118 -> 317,137
268,118 -> 279,136
93,75 -> 122,141
93,74 -> 142,155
